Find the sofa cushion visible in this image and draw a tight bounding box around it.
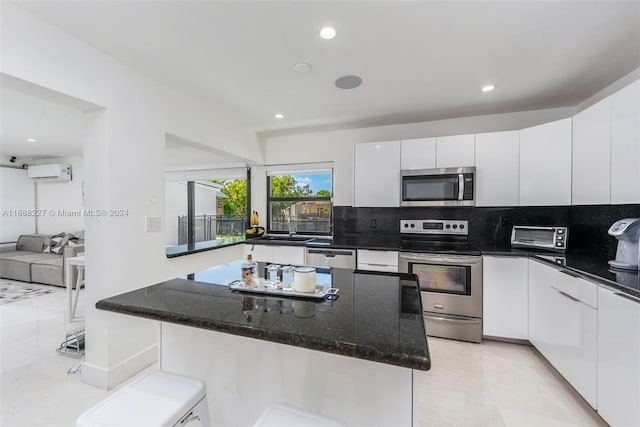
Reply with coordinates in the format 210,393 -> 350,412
16,235 -> 48,252
0,258 -> 32,282
31,262 -> 64,287
0,251 -> 26,260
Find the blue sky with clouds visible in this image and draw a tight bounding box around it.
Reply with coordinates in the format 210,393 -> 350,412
291,172 -> 332,195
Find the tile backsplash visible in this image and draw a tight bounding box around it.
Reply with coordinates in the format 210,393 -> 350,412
334,204 -> 640,257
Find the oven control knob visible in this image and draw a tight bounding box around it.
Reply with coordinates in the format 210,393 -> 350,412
452,224 -> 458,229
556,242 -> 563,247
445,224 -> 451,229
404,223 -> 409,228
460,224 -> 465,229
557,235 -> 564,240
410,223 -> 415,228
557,229 -> 565,234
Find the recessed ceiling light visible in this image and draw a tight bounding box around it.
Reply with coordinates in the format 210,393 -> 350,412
26,138 -> 37,142
293,62 -> 312,73
481,85 -> 495,92
320,27 -> 336,39
335,75 -> 362,90
274,113 -> 285,119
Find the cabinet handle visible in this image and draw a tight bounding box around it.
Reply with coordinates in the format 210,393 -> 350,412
556,289 -> 580,303
559,269 -> 580,278
614,292 -> 640,305
424,314 -> 481,325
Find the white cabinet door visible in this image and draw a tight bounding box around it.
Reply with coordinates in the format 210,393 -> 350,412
357,249 -> 398,272
271,246 -> 305,265
353,141 -> 400,207
244,244 -> 304,265
528,260 -> 597,408
244,244 -> 272,263
475,131 -> 520,206
482,256 -> 528,339
519,118 -> 572,206
436,134 -> 475,168
611,79 -> 640,204
400,138 -> 436,170
597,285 -> 640,427
572,97 -> 611,204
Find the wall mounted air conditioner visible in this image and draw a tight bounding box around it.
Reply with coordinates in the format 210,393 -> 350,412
27,164 -> 72,182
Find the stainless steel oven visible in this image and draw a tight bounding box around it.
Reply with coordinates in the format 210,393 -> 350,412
398,219 -> 483,343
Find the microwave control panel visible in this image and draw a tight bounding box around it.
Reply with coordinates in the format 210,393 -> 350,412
400,219 -> 469,236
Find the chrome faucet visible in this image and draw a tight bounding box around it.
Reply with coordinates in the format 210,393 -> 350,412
287,205 -> 294,237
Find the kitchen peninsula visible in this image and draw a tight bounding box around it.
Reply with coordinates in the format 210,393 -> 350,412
96,264 -> 430,426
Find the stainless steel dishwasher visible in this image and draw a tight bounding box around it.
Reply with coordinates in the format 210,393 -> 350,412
305,248 -> 356,269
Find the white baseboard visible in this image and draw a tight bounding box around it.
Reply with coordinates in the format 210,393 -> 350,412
82,343 -> 158,390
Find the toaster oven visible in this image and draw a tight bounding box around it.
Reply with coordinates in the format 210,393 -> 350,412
510,226 -> 568,252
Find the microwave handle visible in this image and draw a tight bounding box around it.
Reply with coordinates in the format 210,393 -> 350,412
458,174 -> 464,201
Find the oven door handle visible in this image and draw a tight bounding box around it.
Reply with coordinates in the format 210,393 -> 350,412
424,313 -> 481,324
400,254 -> 481,265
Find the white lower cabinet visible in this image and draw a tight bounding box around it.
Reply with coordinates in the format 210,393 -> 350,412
482,256 -> 528,340
597,285 -> 640,426
357,249 -> 398,272
528,259 -> 597,408
244,243 -> 272,262
244,244 -> 305,265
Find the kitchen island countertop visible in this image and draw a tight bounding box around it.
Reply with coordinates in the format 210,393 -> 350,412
96,266 -> 431,371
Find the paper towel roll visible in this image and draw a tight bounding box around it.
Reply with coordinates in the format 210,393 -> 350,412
293,267 -> 316,293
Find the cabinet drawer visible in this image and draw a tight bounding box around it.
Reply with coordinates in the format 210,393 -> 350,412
530,259 -> 597,308
357,250 -> 398,267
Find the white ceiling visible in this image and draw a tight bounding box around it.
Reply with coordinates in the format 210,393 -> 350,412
0,87 -> 85,160
9,1 -> 640,137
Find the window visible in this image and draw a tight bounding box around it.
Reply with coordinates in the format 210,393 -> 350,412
267,169 -> 332,235
165,166 -> 249,255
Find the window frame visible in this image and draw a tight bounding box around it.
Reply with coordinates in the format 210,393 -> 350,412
165,167 -> 251,257
266,169 -> 333,236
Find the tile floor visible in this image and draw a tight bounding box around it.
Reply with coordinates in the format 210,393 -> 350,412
1,283 -> 606,426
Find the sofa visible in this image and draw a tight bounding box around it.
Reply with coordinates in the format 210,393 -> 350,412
0,234 -> 84,287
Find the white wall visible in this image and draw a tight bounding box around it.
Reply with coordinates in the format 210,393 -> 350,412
257,106 -> 574,211
1,3 -> 260,390
0,166 -> 35,241
31,156 -> 84,235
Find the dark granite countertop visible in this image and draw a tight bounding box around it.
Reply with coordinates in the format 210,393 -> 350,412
481,246 -> 640,299
165,236 -> 246,258
195,235 -> 639,299
96,266 -> 431,371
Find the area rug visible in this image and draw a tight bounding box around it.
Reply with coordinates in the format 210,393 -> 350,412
0,281 -> 55,305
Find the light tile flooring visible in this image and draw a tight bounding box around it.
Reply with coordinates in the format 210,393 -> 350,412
1,284 -> 606,426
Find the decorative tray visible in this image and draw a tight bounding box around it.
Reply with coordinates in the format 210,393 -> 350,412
229,279 -> 339,300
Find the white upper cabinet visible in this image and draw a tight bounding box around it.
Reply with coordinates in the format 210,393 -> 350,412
475,131 -> 520,206
611,79 -> 640,204
519,118 -> 572,206
353,141 -> 401,207
572,97 -> 611,205
436,134 -> 475,168
400,138 -> 436,170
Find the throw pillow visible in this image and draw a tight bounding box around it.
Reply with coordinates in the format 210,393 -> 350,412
47,233 -> 79,255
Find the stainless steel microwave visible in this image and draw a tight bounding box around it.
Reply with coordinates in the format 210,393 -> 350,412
400,167 -> 475,207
